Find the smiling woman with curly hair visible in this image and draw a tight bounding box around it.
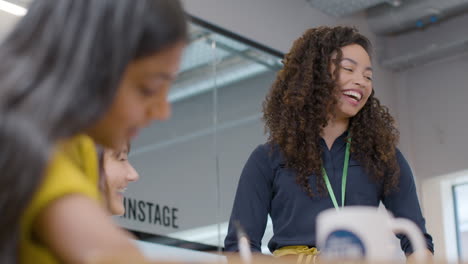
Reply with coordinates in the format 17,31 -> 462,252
225,26 -> 434,261
263,26 -> 399,198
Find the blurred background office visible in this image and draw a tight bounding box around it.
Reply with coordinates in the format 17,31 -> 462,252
1,0 -> 467,262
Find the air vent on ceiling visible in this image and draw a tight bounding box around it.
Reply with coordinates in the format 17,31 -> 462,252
306,0 -> 400,17
367,0 -> 468,35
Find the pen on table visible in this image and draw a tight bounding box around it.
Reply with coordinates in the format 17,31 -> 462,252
233,220 -> 252,264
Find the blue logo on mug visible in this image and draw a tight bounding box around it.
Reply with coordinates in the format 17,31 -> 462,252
323,229 -> 366,259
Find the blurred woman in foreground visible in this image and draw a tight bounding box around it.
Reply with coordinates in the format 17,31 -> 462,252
0,0 -> 187,263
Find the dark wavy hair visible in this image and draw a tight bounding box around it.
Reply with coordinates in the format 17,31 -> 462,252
0,0 -> 187,262
263,26 -> 399,197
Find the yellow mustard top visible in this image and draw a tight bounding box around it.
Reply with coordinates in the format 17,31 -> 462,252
19,134 -> 101,264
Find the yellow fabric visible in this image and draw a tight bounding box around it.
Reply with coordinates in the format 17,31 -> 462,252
273,245 -> 319,257
19,134 -> 101,264
273,246 -> 319,264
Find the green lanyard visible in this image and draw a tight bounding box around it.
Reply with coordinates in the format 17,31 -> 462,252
321,139 -> 351,211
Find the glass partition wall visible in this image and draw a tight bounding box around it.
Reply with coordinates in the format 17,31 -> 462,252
114,17 -> 283,255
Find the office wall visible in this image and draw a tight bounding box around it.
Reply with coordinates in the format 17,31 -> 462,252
400,53 -> 468,181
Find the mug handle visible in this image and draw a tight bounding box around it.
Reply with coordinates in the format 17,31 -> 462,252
390,218 -> 427,262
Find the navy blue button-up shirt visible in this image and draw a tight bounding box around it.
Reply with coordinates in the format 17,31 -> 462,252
224,132 -> 434,254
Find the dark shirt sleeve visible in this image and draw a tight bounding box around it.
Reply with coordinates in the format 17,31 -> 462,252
382,149 -> 434,255
224,145 -> 273,252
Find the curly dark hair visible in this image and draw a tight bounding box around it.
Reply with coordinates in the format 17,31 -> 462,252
263,26 -> 400,197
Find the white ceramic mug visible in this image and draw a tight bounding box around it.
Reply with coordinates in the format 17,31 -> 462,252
316,206 -> 427,262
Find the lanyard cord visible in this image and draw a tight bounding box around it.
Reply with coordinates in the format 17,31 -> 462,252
321,139 -> 351,211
